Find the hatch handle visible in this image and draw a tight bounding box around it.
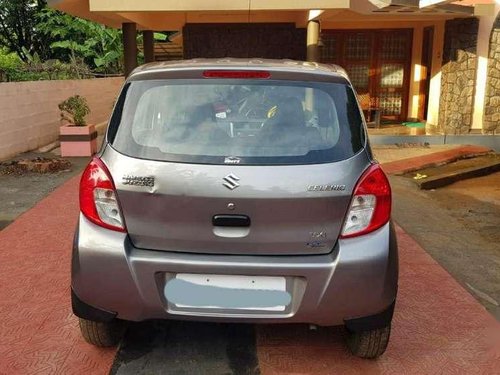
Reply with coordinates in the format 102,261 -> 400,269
212,215 -> 251,227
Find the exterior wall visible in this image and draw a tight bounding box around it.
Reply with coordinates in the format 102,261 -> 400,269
483,11 -> 500,132
439,18 -> 479,134
183,23 -> 306,60
0,77 -> 123,161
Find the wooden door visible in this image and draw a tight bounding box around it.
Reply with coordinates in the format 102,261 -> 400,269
321,29 -> 413,123
342,32 -> 373,112
374,30 -> 413,122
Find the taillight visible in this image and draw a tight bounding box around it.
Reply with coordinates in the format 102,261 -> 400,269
340,164 -> 391,239
203,70 -> 271,79
79,158 -> 126,232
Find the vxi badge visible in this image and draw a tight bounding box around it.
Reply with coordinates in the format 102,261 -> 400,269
308,184 -> 346,192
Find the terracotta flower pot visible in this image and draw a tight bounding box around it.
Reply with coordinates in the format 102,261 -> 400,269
59,124 -> 98,157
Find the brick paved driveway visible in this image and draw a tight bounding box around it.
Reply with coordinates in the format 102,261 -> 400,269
1,148 -> 499,374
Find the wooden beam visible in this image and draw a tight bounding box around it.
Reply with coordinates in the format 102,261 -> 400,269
122,22 -> 138,77
143,30 -> 155,63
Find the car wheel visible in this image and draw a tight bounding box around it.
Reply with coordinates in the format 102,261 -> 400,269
345,324 -> 391,359
78,317 -> 126,347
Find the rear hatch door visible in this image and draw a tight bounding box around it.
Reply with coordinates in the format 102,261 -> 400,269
103,147 -> 369,255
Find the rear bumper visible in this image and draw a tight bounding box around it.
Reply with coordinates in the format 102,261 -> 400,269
72,215 -> 398,326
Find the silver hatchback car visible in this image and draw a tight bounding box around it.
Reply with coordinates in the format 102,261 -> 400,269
72,59 -> 398,359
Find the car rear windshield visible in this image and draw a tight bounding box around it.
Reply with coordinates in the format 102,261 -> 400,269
110,79 -> 364,165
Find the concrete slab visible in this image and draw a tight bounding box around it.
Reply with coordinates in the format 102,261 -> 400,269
372,144 -> 457,165
410,154 -> 500,190
379,145 -> 492,175
369,135 -> 500,152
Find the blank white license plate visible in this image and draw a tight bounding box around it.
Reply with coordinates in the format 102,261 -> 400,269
168,274 -> 288,311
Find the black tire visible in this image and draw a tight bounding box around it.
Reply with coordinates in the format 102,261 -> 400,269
78,317 -> 125,347
346,324 -> 391,359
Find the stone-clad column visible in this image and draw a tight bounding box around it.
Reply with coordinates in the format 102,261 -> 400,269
439,18 -> 479,134
483,12 -> 500,133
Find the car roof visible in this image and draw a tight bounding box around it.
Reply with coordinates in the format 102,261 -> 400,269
129,58 -> 349,81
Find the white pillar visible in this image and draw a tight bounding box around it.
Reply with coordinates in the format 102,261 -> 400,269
426,20 -> 445,127
307,20 -> 320,62
408,25 -> 423,121
472,4 -> 500,130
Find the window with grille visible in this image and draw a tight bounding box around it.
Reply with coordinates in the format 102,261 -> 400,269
345,65 -> 370,89
345,34 -> 371,60
380,64 -> 404,88
380,92 -> 403,116
321,35 -> 337,62
381,34 -> 408,60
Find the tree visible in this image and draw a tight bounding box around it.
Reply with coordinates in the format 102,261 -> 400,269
0,1 -> 125,73
0,0 -> 51,61
0,1 -> 161,76
36,8 -> 124,74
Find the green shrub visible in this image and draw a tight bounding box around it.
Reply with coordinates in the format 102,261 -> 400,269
0,48 -> 22,81
58,95 -> 91,126
0,47 -> 92,82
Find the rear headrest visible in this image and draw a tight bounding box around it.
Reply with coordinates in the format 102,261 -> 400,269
268,97 -> 305,128
187,103 -> 214,125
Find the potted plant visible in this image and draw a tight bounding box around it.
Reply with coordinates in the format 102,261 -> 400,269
58,95 -> 97,157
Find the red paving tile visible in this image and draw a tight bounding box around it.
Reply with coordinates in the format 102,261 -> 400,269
0,175 -> 115,375
382,145 -> 492,175
257,226 -> 500,374
1,164 -> 500,374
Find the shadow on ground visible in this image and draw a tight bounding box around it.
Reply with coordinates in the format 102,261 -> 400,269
111,320 -> 260,375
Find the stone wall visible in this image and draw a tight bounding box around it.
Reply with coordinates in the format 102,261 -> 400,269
0,77 -> 123,160
483,12 -> 500,133
439,18 -> 479,134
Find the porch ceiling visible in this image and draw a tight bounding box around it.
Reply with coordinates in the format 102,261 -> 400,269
48,0 -> 491,30
86,0 -> 352,12
47,0 -> 130,28
366,0 -> 475,14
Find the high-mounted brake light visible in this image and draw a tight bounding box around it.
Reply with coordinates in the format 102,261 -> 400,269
80,158 -> 126,232
340,164 -> 391,239
203,70 -> 271,79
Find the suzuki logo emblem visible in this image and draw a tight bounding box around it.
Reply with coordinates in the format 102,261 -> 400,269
223,173 -> 240,190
